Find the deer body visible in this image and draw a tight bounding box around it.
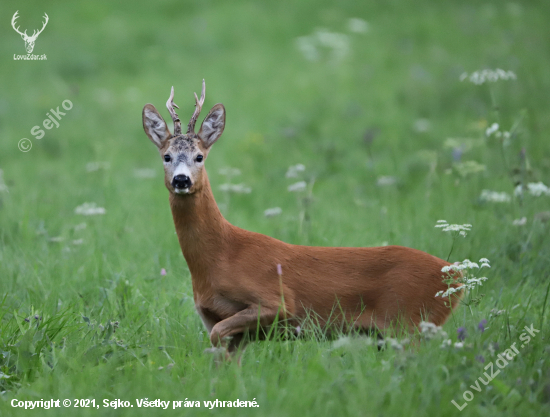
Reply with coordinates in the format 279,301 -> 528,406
142,81 -> 458,352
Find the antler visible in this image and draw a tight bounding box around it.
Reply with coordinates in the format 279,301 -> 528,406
11,11 -> 26,37
29,13 -> 49,40
187,79 -> 206,134
166,86 -> 182,136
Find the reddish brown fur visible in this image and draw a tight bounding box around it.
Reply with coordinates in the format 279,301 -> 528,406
142,83 -> 460,354
169,172 -> 458,346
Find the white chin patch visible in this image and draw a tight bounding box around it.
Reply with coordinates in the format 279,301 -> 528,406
174,188 -> 190,195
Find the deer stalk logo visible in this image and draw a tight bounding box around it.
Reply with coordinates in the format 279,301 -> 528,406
11,11 -> 49,54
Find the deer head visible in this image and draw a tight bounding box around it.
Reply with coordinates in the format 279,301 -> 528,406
12,11 -> 49,54
142,80 -> 226,195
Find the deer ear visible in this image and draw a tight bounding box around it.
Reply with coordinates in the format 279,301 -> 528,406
198,104 -> 225,148
142,104 -> 171,148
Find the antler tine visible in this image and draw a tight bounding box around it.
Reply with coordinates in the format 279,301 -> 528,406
187,79 -> 206,134
166,86 -> 182,136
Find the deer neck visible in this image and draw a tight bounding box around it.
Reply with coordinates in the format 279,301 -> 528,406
169,171 -> 230,275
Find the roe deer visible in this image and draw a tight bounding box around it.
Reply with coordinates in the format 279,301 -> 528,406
142,80 -> 461,354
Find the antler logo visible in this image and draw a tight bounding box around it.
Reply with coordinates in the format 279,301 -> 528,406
11,11 -> 49,54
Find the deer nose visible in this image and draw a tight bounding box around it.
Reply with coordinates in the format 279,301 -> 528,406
172,174 -> 192,189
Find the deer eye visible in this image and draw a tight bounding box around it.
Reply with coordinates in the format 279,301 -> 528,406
196,155 -> 204,163
164,154 -> 171,163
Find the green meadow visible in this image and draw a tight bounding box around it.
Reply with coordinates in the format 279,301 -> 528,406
1,0 -> 549,415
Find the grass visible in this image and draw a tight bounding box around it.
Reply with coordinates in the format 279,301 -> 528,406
1,0 -> 549,415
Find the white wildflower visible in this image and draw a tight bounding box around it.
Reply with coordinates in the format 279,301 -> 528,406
74,202 -> 106,216
524,183 -> 546,196
264,207 -> 282,217
296,28 -> 350,63
419,321 -> 448,340
435,222 -> 472,236
86,162 -> 110,172
485,123 -> 499,137
288,181 -> 307,192
460,69 -> 517,85
512,217 -> 527,226
454,342 -> 464,349
489,308 -> 506,317
440,338 -> 452,348
436,257 -> 490,298
316,29 -> 349,61
435,286 -> 463,298
219,167 -> 241,178
74,222 -> 87,231
332,336 -> 352,349
219,183 -> 251,194
480,190 -> 511,203
133,168 -> 157,178
453,160 -> 486,177
376,176 -> 397,187
382,337 -> 404,351
348,18 -> 369,34
285,164 -> 306,178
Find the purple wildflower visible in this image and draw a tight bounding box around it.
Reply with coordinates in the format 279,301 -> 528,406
452,147 -> 463,162
457,327 -> 467,341
277,264 -> 283,276
160,268 -> 167,276
475,355 -> 485,363
478,319 -> 487,332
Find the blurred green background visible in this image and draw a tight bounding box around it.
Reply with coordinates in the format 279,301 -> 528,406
1,1 -> 549,416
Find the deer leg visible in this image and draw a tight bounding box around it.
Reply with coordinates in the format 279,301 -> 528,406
209,305 -> 280,347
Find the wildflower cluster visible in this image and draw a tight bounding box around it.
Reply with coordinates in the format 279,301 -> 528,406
219,167 -> 251,194
284,164 -> 315,234
264,207 -> 282,218
286,164 -> 308,193
435,220 -> 472,237
485,122 -> 511,140
479,189 -> 512,203
219,183 -> 251,194
296,19 -> 368,63
419,322 -> 464,349
347,18 -> 369,34
331,334 -> 410,351
296,29 -> 349,63
287,181 -> 307,193
86,161 -> 110,172
435,258 -> 490,298
453,160 -> 486,178
285,163 -> 305,178
459,69 -> 517,85
514,182 -> 550,197
512,217 -> 527,226
74,202 -> 106,216
419,321 -> 448,340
